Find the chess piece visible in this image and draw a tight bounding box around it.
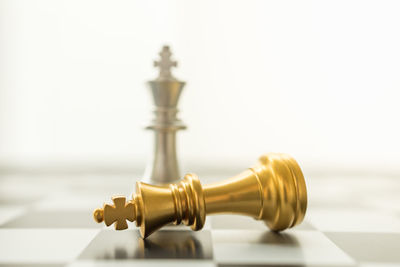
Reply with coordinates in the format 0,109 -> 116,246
144,45 -> 186,184
94,153 -> 307,238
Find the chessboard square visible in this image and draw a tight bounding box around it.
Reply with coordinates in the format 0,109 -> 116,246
79,229 -> 213,260
210,215 -> 315,230
217,264 -> 356,267
33,192 -> 107,212
0,194 -> 43,205
69,260 -> 216,267
308,209 -> 400,232
1,210 -> 102,229
325,232 -> 400,263
0,264 -> 65,267
0,206 -> 26,226
0,176 -> 50,205
366,194 -> 400,214
0,229 -> 98,264
360,264 -> 400,267
212,230 -> 355,265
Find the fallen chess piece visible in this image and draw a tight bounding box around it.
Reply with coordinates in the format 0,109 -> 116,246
93,153 -> 307,238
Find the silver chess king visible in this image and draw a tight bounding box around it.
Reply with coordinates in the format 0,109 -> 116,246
144,46 -> 186,184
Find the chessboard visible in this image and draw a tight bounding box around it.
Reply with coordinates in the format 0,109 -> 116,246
0,171 -> 399,267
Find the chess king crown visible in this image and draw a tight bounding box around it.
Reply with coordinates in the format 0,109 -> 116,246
93,46 -> 307,238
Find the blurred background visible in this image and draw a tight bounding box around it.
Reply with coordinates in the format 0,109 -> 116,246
1,0 -> 400,177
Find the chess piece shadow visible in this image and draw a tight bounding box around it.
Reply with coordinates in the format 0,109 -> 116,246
259,231 -> 300,245
110,230 -> 207,259
134,231 -> 205,259
79,229 -> 209,260
259,231 -> 305,263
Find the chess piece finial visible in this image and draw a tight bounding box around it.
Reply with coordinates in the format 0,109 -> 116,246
93,196 -> 136,230
94,153 -> 308,238
144,45 -> 186,184
154,45 -> 177,81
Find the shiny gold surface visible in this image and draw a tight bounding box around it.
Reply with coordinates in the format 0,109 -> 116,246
94,153 -> 307,238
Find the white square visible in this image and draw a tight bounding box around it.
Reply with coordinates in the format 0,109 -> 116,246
0,229 -> 99,264
33,191 -> 107,212
0,206 -> 26,225
308,208 -> 400,232
212,230 -> 355,265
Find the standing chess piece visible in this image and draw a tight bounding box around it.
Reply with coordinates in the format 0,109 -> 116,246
144,46 -> 186,184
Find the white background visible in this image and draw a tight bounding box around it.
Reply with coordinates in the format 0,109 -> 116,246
1,0 -> 399,174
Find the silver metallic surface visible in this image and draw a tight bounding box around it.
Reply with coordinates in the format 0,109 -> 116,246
144,46 -> 186,184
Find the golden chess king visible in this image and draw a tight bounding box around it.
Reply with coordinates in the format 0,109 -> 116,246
94,153 -> 307,238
